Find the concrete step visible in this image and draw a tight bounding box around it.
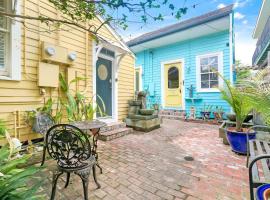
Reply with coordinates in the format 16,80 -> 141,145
100,121 -> 126,133
98,127 -> 133,141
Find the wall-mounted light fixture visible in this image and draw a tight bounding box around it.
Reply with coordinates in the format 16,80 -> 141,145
68,52 -> 77,61
46,47 -> 56,56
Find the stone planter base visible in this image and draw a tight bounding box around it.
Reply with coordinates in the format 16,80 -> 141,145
125,117 -> 161,132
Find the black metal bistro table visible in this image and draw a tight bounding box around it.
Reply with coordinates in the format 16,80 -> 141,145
71,120 -> 106,174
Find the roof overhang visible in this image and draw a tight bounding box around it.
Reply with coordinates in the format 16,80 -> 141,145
129,16 -> 230,53
253,0 -> 270,39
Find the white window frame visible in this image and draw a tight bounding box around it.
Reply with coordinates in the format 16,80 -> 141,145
0,0 -> 21,81
135,66 -> 143,92
196,52 -> 223,93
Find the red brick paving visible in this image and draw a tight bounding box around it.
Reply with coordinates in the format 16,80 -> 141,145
39,119 -> 249,200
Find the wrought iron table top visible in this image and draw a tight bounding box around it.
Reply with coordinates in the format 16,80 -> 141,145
70,120 -> 106,131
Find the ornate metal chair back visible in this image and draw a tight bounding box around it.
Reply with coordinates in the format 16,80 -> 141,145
45,124 -> 92,169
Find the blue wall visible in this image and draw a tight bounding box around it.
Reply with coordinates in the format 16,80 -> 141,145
135,31 -> 233,117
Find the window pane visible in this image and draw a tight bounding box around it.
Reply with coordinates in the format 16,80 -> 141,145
0,31 -> 6,69
210,73 -> 218,81
201,57 -> 208,65
209,56 -> 218,65
201,73 -> 209,81
210,64 -> 218,72
201,65 -> 209,73
210,81 -> 219,88
201,81 -> 209,89
168,67 -> 179,88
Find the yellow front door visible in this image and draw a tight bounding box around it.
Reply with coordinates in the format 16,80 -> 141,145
164,62 -> 182,108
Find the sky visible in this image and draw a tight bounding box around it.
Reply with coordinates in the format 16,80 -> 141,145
112,0 -> 262,65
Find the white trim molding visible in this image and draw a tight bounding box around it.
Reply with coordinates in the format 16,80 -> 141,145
196,51 -> 223,93
0,0 -> 21,81
92,41 -> 119,122
135,66 -> 143,92
229,12 -> 234,83
160,59 -> 185,110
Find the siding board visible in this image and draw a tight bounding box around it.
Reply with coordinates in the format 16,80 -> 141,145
0,0 -> 134,143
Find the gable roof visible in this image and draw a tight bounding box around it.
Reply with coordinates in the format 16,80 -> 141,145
127,5 -> 234,47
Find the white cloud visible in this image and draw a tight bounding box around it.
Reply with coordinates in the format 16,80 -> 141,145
217,3 -> 226,9
242,20 -> 248,24
234,0 -> 249,8
235,31 -> 257,65
234,12 -> 245,20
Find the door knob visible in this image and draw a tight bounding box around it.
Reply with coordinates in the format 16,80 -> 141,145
179,88 -> 182,94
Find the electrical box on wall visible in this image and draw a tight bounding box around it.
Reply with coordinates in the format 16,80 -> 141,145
38,62 -> 59,88
41,42 -> 77,65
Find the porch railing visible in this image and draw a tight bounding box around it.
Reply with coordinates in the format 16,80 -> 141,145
252,16 -> 270,66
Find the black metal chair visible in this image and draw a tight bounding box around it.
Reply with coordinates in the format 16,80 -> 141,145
44,124 -> 100,200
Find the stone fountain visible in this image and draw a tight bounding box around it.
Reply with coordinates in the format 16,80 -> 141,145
125,91 -> 161,132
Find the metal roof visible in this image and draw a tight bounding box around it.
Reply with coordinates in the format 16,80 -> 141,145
127,5 -> 234,47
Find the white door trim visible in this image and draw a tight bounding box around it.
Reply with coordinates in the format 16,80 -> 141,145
92,41 -> 118,122
160,59 -> 185,110
135,66 -> 143,92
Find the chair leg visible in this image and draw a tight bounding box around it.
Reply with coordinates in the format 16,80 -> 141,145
93,165 -> 101,189
76,170 -> 90,200
96,162 -> 103,174
50,170 -> 63,200
41,145 -> 47,166
64,172 -> 71,188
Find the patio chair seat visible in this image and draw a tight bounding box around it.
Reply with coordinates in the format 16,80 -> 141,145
44,124 -> 101,200
58,155 -> 96,172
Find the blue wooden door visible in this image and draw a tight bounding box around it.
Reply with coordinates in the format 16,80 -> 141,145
96,57 -> 112,117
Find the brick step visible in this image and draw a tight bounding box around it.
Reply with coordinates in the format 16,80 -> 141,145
159,110 -> 185,116
159,114 -> 185,120
100,122 -> 126,133
98,127 -> 133,141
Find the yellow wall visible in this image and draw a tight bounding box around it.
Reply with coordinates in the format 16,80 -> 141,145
0,0 -> 134,143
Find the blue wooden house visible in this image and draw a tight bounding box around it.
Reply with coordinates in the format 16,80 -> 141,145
127,5 -> 235,118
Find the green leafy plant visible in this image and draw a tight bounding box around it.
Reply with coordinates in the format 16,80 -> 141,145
0,119 -> 7,136
240,67 -> 270,126
202,104 -> 213,112
219,75 -> 253,131
59,73 -> 106,122
25,97 -> 60,128
0,147 -> 44,200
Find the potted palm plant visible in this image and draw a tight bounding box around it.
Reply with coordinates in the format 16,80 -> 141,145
219,76 -> 255,154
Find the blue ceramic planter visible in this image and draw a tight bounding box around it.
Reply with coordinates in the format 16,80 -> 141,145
256,184 -> 270,200
226,128 -> 256,154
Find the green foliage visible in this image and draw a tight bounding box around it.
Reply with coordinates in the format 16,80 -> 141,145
0,119 -> 7,136
215,106 -> 224,113
240,67 -> 270,126
236,69 -> 251,83
59,73 -> 106,122
47,0 -> 190,30
0,147 -> 43,200
202,104 -> 213,112
26,97 -> 58,127
219,74 -> 253,131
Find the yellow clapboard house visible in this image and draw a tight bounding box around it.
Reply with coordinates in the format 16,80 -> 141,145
0,0 -> 135,143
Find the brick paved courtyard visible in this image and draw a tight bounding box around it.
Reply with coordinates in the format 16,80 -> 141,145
39,119 -> 249,200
